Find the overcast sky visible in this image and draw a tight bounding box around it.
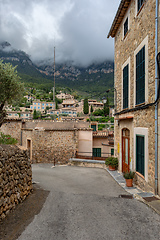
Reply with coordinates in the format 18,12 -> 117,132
0,0 -> 121,66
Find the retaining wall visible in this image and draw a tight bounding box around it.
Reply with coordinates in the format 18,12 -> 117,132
0,145 -> 32,220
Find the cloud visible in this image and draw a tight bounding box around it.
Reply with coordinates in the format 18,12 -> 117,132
0,0 -> 121,66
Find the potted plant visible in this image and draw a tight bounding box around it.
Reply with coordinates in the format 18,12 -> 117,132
105,157 -> 118,171
123,171 -> 135,187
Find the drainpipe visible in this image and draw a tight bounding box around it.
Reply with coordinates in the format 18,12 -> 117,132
155,0 -> 158,195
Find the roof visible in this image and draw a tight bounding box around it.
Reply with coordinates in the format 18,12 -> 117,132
107,0 -> 131,38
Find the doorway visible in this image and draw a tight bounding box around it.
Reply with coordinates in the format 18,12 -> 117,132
27,139 -> 32,161
122,128 -> 130,172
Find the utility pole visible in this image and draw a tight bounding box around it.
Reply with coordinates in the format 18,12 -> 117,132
53,46 -> 56,109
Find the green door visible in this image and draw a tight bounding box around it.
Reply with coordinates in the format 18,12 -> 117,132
136,135 -> 145,176
93,148 -> 101,157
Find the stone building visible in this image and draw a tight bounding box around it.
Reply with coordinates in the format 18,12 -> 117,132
108,0 -> 160,194
1,119 -> 114,164
30,100 -> 55,113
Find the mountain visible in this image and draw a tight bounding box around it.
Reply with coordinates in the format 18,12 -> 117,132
0,42 -> 114,98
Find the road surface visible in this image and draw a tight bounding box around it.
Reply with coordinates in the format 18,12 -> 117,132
17,164 -> 160,240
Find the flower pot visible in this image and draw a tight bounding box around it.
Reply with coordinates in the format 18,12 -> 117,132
125,179 -> 133,187
108,165 -> 116,171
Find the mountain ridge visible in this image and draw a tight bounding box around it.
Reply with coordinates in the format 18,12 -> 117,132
0,42 -> 114,98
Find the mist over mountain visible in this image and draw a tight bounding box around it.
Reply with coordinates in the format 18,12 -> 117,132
0,42 -> 114,97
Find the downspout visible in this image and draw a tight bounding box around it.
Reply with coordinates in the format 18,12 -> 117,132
155,0 -> 158,195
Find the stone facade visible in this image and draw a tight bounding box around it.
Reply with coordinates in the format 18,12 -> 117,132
1,120 -> 93,164
108,0 -> 157,193
0,145 -> 32,220
1,120 -> 22,144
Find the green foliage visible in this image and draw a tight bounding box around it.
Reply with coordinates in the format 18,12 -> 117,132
110,117 -> 114,123
90,105 -> 93,113
98,124 -> 105,130
105,157 -> 118,169
0,132 -> 18,145
83,98 -> 89,114
0,60 -> 24,126
33,109 -> 41,119
123,171 -> 135,179
93,109 -> 104,116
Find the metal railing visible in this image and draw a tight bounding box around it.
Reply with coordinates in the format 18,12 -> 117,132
75,151 -> 113,160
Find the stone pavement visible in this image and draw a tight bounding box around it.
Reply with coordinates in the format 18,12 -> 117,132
107,169 -> 160,215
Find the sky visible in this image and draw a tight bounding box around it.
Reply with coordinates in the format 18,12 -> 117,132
0,0 -> 121,66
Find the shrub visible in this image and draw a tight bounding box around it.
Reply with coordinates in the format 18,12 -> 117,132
123,171 -> 135,179
105,157 -> 118,169
0,132 -> 18,145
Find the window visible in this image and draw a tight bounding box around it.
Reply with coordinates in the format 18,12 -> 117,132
136,46 -> 145,105
38,107 -> 40,109
111,148 -> 114,156
42,103 -> 44,106
137,0 -> 144,12
31,106 -> 33,109
123,64 -> 129,109
91,125 -> 96,132
136,135 -> 145,176
93,148 -> 101,157
124,17 -> 128,37
38,103 -> 40,105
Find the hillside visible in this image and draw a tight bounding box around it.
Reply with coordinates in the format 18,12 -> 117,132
0,42 -> 114,99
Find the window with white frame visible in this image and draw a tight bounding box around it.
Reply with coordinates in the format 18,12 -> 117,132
124,17 -> 128,37
123,64 -> 129,109
137,0 -> 145,12
136,46 -> 145,105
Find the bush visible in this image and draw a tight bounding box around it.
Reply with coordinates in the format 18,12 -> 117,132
0,132 -> 18,145
110,117 -> 114,123
105,157 -> 118,169
98,124 -> 105,130
123,171 -> 135,179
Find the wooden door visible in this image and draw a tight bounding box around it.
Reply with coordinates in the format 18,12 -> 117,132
122,129 -> 130,172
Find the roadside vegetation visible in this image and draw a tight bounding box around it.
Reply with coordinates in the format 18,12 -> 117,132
0,132 -> 18,145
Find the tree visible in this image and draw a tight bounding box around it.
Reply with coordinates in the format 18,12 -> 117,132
0,61 -> 24,126
90,105 -> 93,113
103,97 -> 109,116
83,98 -> 89,114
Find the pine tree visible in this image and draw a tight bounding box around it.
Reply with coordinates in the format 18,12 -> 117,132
83,98 -> 89,114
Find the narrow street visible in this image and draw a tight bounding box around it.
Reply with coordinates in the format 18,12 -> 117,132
17,164 -> 160,240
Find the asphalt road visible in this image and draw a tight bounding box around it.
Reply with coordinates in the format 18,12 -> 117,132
17,164 -> 160,240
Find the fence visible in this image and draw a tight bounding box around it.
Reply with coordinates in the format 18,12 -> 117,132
75,151 -> 113,160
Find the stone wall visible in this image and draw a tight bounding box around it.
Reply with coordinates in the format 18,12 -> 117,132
0,120 -> 22,145
0,145 -> 32,220
22,128 -> 79,164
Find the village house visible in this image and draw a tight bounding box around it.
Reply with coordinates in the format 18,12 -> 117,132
48,107 -> 77,118
7,111 -> 32,120
108,0 -> 160,194
0,119 -> 114,164
56,91 -> 74,100
30,100 -> 55,113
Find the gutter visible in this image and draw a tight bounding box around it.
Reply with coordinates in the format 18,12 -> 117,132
155,0 -> 158,195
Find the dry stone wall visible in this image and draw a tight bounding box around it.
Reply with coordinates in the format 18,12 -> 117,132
0,145 -> 32,220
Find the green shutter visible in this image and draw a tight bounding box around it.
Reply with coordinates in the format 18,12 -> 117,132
123,64 -> 129,109
136,135 -> 145,176
93,148 -> 101,157
136,46 -> 145,105
91,125 -> 96,132
111,148 -> 114,156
